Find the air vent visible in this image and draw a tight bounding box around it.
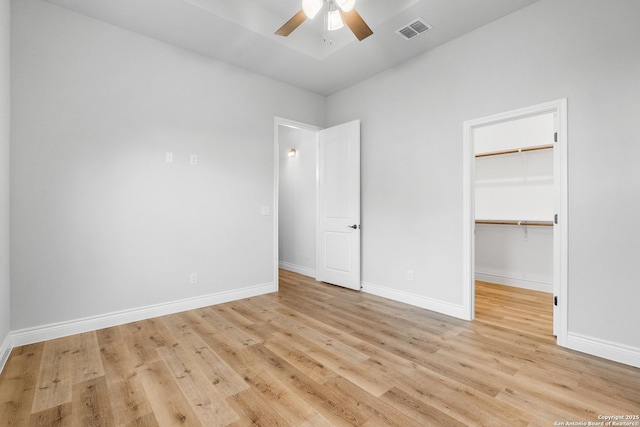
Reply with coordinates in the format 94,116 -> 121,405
396,18 -> 432,40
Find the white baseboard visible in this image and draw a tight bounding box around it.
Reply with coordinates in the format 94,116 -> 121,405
0,332 -> 11,374
475,272 -> 553,293
10,282 -> 276,348
566,332 -> 640,369
279,261 -> 315,279
361,281 -> 468,320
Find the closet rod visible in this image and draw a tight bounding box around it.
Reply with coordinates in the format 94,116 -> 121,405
475,144 -> 554,158
475,220 -> 553,227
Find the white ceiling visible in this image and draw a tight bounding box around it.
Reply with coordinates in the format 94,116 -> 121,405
41,0 -> 540,96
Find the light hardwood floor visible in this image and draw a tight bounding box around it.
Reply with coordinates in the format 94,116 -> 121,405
1,270 -> 638,426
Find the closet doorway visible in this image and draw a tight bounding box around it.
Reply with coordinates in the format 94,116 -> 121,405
462,99 -> 568,346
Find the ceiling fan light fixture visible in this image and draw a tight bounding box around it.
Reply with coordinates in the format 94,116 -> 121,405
336,0 -> 356,12
302,0 -> 323,19
275,0 -> 371,41
327,7 -> 344,31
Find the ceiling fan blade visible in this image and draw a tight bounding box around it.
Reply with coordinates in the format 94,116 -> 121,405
340,9 -> 373,41
275,10 -> 308,37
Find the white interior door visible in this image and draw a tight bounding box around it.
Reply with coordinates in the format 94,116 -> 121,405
316,120 -> 361,290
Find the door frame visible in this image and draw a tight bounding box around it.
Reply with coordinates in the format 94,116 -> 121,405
273,117 -> 322,290
462,99 -> 568,346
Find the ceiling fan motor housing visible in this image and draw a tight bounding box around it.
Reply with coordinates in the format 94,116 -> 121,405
303,0 -> 356,19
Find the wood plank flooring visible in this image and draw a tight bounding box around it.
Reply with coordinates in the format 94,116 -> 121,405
1,270 -> 638,426
475,280 -> 554,340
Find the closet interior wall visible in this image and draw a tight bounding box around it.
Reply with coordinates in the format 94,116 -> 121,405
278,125 -> 317,278
474,113 -> 555,293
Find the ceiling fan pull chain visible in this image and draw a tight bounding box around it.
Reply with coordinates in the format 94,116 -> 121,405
323,7 -> 327,43
323,3 -> 335,45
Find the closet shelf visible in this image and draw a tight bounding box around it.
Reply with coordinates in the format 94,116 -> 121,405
475,220 -> 553,227
475,144 -> 554,158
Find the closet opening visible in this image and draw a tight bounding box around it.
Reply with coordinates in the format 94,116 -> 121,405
462,100 -> 568,346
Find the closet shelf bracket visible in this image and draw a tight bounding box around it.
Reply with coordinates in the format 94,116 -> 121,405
519,221 -> 529,240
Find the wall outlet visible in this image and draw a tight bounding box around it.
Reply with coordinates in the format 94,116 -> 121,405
190,273 -> 198,284
190,154 -> 198,165
165,152 -> 174,163
407,270 -> 414,281
261,206 -> 271,216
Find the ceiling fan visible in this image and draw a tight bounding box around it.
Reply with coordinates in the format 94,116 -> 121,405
275,0 -> 373,41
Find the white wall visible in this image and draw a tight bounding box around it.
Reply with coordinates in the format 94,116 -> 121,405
475,149 -> 554,221
474,112 -> 555,154
10,0 -> 325,332
475,225 -> 553,292
278,126 -> 317,277
326,0 -> 640,355
0,0 -> 11,366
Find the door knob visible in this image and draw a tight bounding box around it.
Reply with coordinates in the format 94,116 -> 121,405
347,225 -> 358,229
